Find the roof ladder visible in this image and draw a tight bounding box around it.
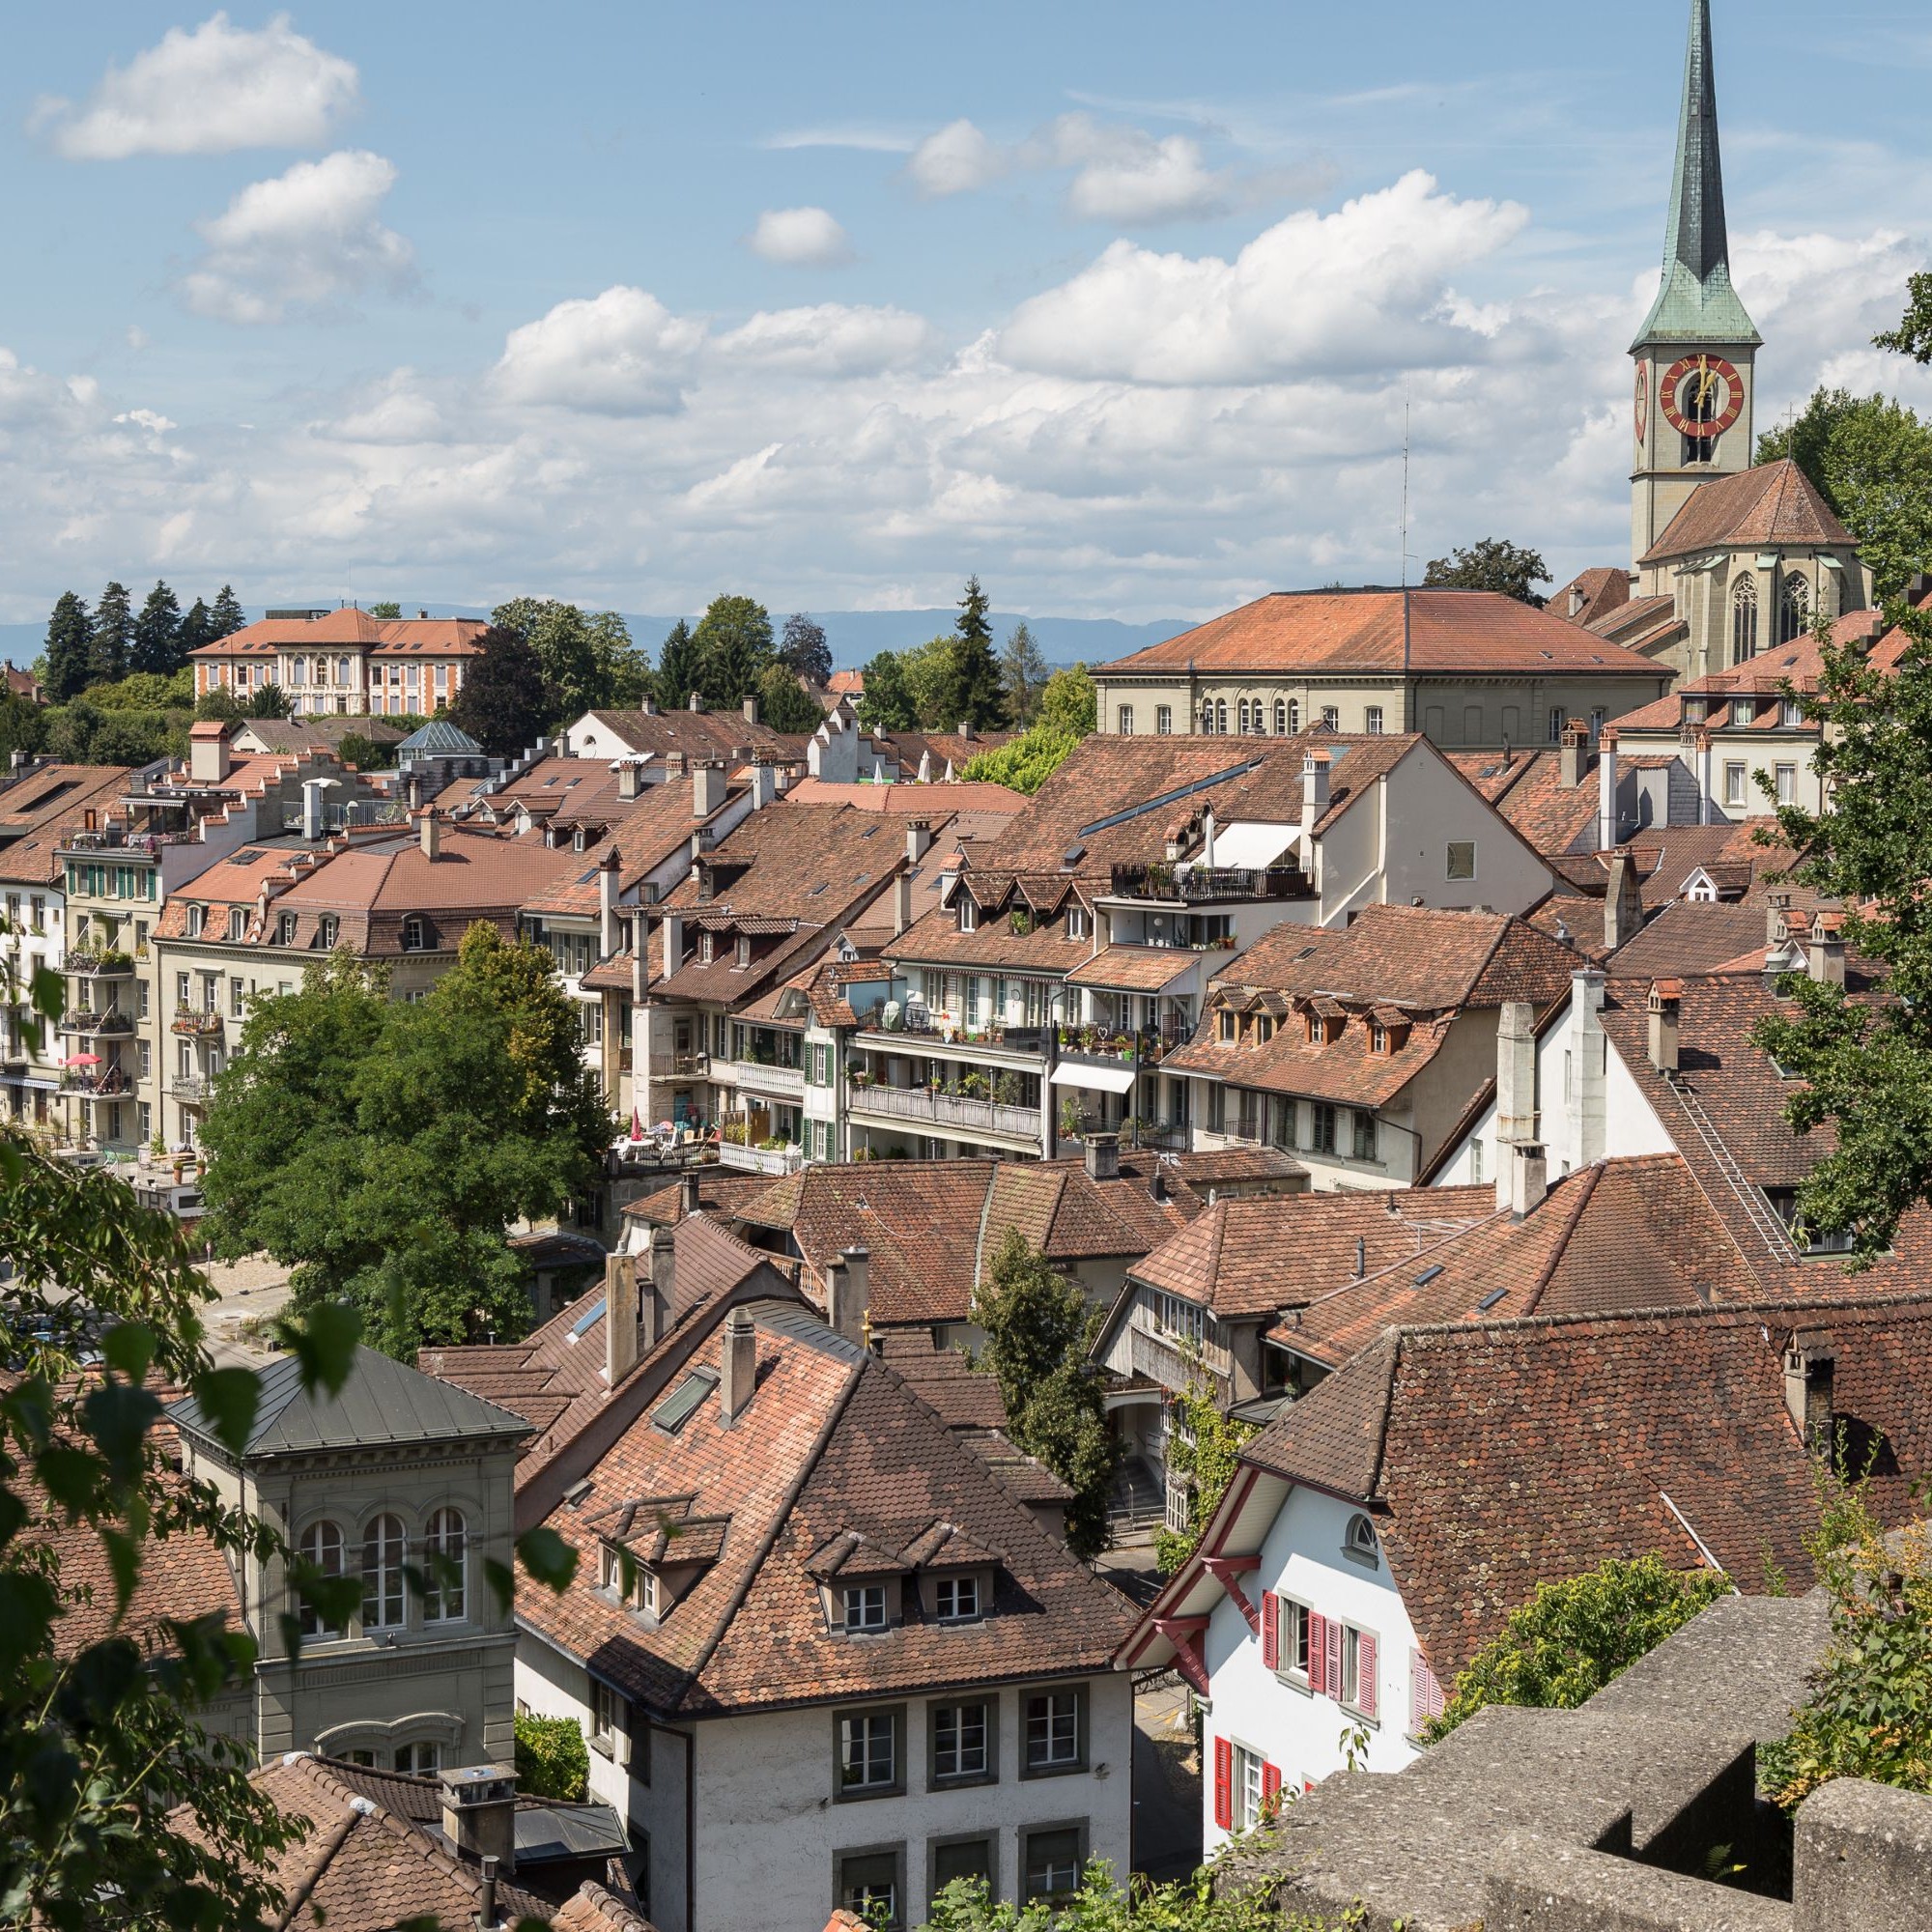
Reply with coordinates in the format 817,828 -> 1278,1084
1663,1071 -> 1801,1263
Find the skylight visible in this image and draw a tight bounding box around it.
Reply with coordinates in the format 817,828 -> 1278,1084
569,1295 -> 609,1339
652,1367 -> 720,1434
1412,1264 -> 1444,1289
1476,1287 -> 1508,1312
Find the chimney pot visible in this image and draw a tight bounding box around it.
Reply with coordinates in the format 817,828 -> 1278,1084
1808,914 -> 1847,987
1501,1140 -> 1548,1220
437,1764 -> 517,1877
1559,720 -> 1589,790
906,819 -> 933,865
1085,1130 -> 1120,1183
720,1307 -> 757,1425
679,1168 -> 701,1217
688,691 -> 705,713
616,757 -> 642,801
418,807 -> 440,861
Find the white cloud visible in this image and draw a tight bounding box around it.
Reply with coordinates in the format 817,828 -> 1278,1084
998,172 -> 1528,383
908,119 -> 1006,197
745,206 -> 854,268
490,286 -> 704,413
33,12 -> 358,159
179,150 -> 415,325
716,304 -> 934,376
1043,115 -> 1234,224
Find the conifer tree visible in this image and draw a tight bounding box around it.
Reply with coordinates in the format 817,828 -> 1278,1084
89,582 -> 132,686
936,574 -> 1009,730
131,581 -> 183,675
208,584 -> 245,639
690,595 -> 774,707
178,597 -> 214,657
655,618 -> 700,710
43,591 -> 93,702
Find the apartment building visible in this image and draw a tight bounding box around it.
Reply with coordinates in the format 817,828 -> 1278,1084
190,607 -> 487,718
1091,587 -> 1670,753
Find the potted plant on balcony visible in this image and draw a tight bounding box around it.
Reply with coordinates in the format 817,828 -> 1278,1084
1058,1094 -> 1085,1141
993,1071 -> 1020,1106
960,1071 -> 989,1099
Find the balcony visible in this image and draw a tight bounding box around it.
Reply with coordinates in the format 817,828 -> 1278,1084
67,951 -> 136,980
718,1139 -> 803,1177
60,1065 -> 131,1095
171,1009 -> 225,1039
723,1057 -> 805,1101
846,1078 -> 1042,1149
59,1009 -> 134,1037
646,1053 -> 711,1080
855,1016 -> 1051,1066
170,1073 -> 213,1104
1107,863 -> 1314,905
1055,1024 -> 1190,1072
1129,1321 -> 1232,1392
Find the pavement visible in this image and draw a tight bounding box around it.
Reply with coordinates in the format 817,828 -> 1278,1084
197,1253 -> 296,1368
1133,1674 -> 1203,1884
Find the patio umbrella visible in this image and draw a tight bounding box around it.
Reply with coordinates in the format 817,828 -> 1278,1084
629,1104 -> 645,1143
62,1052 -> 101,1067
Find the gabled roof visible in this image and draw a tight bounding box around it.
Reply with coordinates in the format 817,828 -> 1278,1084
577,704 -> 805,762
1639,460 -> 1854,565
1098,589 -> 1667,680
169,1344 -> 531,1459
0,763 -> 135,887
521,778 -> 739,917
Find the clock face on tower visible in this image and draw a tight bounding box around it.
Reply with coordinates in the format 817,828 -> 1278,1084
1634,363 -> 1648,444
1660,354 -> 1744,440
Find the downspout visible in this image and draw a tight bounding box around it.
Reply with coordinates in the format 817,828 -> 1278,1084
682,1724 -> 696,1932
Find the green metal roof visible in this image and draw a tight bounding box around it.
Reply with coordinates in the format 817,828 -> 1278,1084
396,718 -> 485,756
1633,0 -> 1760,351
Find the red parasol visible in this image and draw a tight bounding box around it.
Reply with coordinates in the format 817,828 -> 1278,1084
630,1105 -> 645,1143
63,1052 -> 101,1067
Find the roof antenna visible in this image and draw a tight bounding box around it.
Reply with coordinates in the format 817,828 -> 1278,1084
1399,400 -> 1412,587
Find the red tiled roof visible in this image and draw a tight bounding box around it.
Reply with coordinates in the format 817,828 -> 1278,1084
190,611 -> 488,659
1101,588 -> 1666,679
0,763 -> 134,887
1639,460 -> 1857,565
522,779 -> 740,917
1550,566 -> 1633,630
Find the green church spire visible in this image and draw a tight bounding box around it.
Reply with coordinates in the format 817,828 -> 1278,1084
1633,0 -> 1760,350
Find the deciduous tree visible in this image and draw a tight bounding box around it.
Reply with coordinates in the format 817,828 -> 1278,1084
857,647 -> 920,731
43,590 -> 92,702
1153,1375 -> 1258,1575
1873,269 -> 1932,364
1039,664 -> 1096,736
588,609 -> 653,708
449,624 -> 553,753
778,611 -> 833,688
971,1230 -> 1115,1558
1423,538 -> 1550,606
691,594 -> 775,707
366,600 -> 403,619
491,596 -> 601,721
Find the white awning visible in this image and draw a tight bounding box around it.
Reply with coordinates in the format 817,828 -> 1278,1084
1050,1060 -> 1138,1095
1194,821 -> 1296,871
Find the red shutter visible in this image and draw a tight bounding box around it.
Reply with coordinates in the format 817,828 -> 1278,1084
1356,1632 -> 1378,1719
1262,1761 -> 1282,1818
1307,1612 -> 1328,1697
1409,1648 -> 1425,1735
1262,1591 -> 1279,1671
1212,1736 -> 1233,1830
1324,1618 -> 1344,1704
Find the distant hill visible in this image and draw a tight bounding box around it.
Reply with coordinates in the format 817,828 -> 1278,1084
0,607 -> 1194,676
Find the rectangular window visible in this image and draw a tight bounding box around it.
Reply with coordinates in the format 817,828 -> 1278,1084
931,1700 -> 990,1782
1351,1110 -> 1376,1161
1024,1689 -> 1083,1774
1340,1623 -> 1378,1716
1776,763 -> 1797,805
838,1710 -> 899,1793
837,1848 -> 903,1932
931,1836 -> 993,1902
137,1101 -> 152,1144
229,977 -> 244,1018
588,1680 -> 620,1756
1409,1648 -> 1448,1735
934,1576 -> 980,1622
1021,1826 -> 1085,1903
1117,705 -> 1134,735
138,981 -> 150,1020
1724,761 -> 1747,807
1155,705 -> 1173,735
1321,705 -> 1340,731
139,1040 -> 153,1078
1217,1010 -> 1237,1044
843,1584 -> 887,1632
1364,705 -> 1384,735
1234,1742 -> 1268,1832
1272,1594 -> 1312,1682
1309,1102 -> 1337,1154
1445,841 -> 1477,881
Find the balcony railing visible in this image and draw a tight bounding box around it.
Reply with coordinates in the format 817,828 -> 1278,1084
169,1073 -> 213,1103
718,1140 -> 804,1176
67,952 -> 136,978
847,1079 -> 1041,1146
60,1065 -> 130,1095
59,1009 -> 134,1037
724,1058 -> 805,1099
1056,1025 -> 1191,1070
858,1017 -> 1050,1059
1108,863 -> 1314,904
1129,1321 -> 1232,1390
646,1053 -> 711,1079
171,1009 -> 225,1038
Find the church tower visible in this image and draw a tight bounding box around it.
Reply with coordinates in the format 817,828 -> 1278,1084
1630,0 -> 1760,564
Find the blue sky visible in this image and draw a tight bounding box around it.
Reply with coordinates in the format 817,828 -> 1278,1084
1,2 -> 1928,632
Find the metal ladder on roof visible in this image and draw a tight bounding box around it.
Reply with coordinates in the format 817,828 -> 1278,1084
1663,1071 -> 1802,1264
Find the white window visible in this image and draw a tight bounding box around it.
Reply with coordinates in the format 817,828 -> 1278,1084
1340,1622 -> 1378,1715
1775,763 -> 1797,805
932,1700 -> 988,1779
934,1575 -> 980,1622
1781,697 -> 1804,727
276,912 -> 297,945
361,1513 -> 406,1630
297,1520 -> 345,1638
395,1742 -> 441,1776
1274,698 -> 1288,735
838,1710 -> 896,1789
1548,707 -> 1565,744
1215,699 -> 1229,734
320,915 -> 339,948
1271,1594 -> 1312,1683
957,897 -> 977,932
1321,705 -> 1340,731
403,916 -> 426,952
842,1583 -> 886,1632
187,906 -> 205,939
226,908 -> 244,942
1117,704 -> 1135,735
423,1507 -> 467,1623
591,1679 -> 621,1752
1365,705 -> 1384,735
636,1566 -> 659,1616
1025,1689 -> 1080,1771
1234,1740 -> 1268,1832
1155,705 -> 1173,735
839,1850 -> 901,1928
1723,761 -> 1747,808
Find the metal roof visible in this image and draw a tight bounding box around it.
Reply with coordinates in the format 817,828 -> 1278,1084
168,1344 -> 532,1457
396,718 -> 485,756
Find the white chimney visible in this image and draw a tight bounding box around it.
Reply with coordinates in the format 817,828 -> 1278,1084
1503,1140 -> 1548,1220
688,692 -> 705,713
906,819 -> 932,865
418,808 -> 440,860
1808,915 -> 1847,986
1200,808 -> 1216,868
616,757 -> 642,802
1301,751 -> 1331,839
301,777 -> 335,841
640,1224 -> 672,1350
631,908 -> 650,1004
1597,727 -> 1619,850
1569,968 -> 1607,1167
693,761 -> 726,818
189,723 -> 233,784
719,1307 -> 757,1425
1647,979 -> 1681,1073
662,911 -> 685,981
1494,1000 -> 1537,1145
894,871 -> 913,937
599,846 -> 623,958
750,761 -> 777,810
605,1251 -> 639,1386
642,695 -> 660,716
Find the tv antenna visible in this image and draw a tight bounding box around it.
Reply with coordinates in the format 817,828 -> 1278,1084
1399,401 -> 1418,586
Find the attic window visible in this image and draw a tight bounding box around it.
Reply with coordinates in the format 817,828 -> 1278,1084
700,931 -> 715,965
1218,1010 -> 1237,1044
735,936 -> 752,970
1412,1264 -> 1444,1289
573,829 -> 586,853
277,912 -> 298,945
959,899 -> 978,933
320,915 -> 339,948
652,1366 -> 719,1434
1343,1513 -> 1380,1567
1251,1015 -> 1273,1046
228,908 -> 246,942
1370,1023 -> 1389,1054
187,905 -> 206,939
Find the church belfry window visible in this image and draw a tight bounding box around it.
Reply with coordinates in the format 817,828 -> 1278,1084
1730,576 -> 1759,664
1679,367 -> 1718,464
1778,571 -> 1809,646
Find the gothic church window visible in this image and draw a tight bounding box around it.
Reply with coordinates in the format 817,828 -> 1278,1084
1731,577 -> 1758,664
1778,572 -> 1809,646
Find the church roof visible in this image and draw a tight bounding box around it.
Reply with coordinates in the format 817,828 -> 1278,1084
1634,0 -> 1760,349
1638,459 -> 1856,565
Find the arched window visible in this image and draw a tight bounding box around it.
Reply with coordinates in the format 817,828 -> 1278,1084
1248,701 -> 1264,736
298,1520 -> 345,1638
395,1742 -> 441,1776
1286,698 -> 1300,735
423,1508 -> 467,1623
362,1513 -> 406,1630
1215,699 -> 1228,735
1344,1512 -> 1380,1566
1200,704 -> 1215,734
1236,699 -> 1250,734
1778,571 -> 1809,646
1730,577 -> 1758,665
1273,698 -> 1287,735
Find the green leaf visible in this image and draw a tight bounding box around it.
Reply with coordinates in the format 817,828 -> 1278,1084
279,1300 -> 361,1397
515,1526 -> 578,1594
100,1322 -> 156,1385
188,1367 -> 260,1459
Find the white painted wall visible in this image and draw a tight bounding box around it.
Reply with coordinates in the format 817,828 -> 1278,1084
1200,1485 -> 1422,1855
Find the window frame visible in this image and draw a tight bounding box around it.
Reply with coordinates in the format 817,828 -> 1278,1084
1271,1592 -> 1313,1688
834,1703 -> 905,1801
422,1506 -> 467,1624
842,1582 -> 888,1633
933,1574 -> 980,1624
1155,704 -> 1173,736
360,1512 -> 407,1632
835,1842 -> 906,1932
297,1519 -> 346,1640
927,1833 -> 997,1915
1445,840 -> 1477,883
1019,1820 -> 1089,1904
927,1695 -> 996,1788
1021,1685 -> 1088,1778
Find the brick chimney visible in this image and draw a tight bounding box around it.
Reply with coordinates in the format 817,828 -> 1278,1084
1558,719 -> 1589,789
1085,1130 -> 1120,1182
719,1307 -> 757,1426
1647,978 -> 1681,1073
829,1245 -> 870,1345
605,1250 -> 639,1386
438,1764 -> 517,1872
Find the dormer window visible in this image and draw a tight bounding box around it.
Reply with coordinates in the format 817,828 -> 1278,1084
843,1583 -> 887,1632
600,1544 -> 625,1594
320,915 -> 339,948
735,936 -> 752,970
402,916 -> 426,952
277,912 -> 297,945
1218,1010 -> 1236,1044
187,905 -> 205,939
1370,1023 -> 1390,1054
700,931 -> 715,965
1781,697 -> 1804,728
573,828 -> 586,853
934,1575 -> 980,1623
636,1566 -> 660,1617
228,908 -> 246,942
958,898 -> 978,933
1065,906 -> 1088,940
1251,1015 -> 1273,1046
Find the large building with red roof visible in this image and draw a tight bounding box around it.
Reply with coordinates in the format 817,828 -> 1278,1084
189,607 -> 488,719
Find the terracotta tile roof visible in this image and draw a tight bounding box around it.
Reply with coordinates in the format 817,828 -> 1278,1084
578,705 -> 806,763
884,898 -> 1094,974
781,778 -> 1023,819
619,1173 -> 782,1230
521,1302 -> 1132,1717
0,763 -> 134,886
1549,566 -> 1633,630
879,726 -> 1017,773
1605,900 -> 1772,979
1100,588 -> 1666,679
1167,1145 -> 1307,1190
872,1330 -> 1008,1431
440,753 -> 634,827
192,1753 -> 548,1931
1586,594 -> 1681,653
1446,748 -> 1611,857
1639,459 -> 1857,565
1132,1184 -> 1493,1319
1065,946 -> 1203,994
554,1881 -> 661,1930
522,780 -> 739,917
189,611 -> 488,658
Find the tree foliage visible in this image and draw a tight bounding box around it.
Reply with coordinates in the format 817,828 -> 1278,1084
857,647 -> 922,732
691,594 -> 775,707
936,575 -> 1009,730
513,1712 -> 590,1803
130,582 -> 184,676
655,618 -> 700,711
1873,269 -> 1932,365
1758,387 -> 1932,598
1759,1482 -> 1932,1808
962,726 -> 1083,796
491,596 -> 600,721
199,928 -> 611,1356
778,611 -> 833,688
1752,598 -> 1932,1262
755,661 -> 827,734
921,1861 -> 1321,1931
44,699 -> 189,767
1423,538 -> 1550,606
1424,1554 -> 1730,1740
44,591 -> 94,703
1153,1374 -> 1259,1576
1039,665 -> 1096,736
90,582 -> 133,685
1000,622 -> 1050,726
209,585 -> 245,639
450,624 -> 554,754
85,669 -> 193,712
971,1231 -> 1115,1558
366,600 -> 403,619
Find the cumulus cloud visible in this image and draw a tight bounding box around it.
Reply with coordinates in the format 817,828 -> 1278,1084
179,150 -> 415,325
908,119 -> 1006,197
745,206 -> 854,268
716,304 -> 934,376
998,172 -> 1528,384
32,12 -> 358,159
490,286 -> 705,413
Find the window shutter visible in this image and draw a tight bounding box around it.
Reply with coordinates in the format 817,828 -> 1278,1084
1261,1761 -> 1282,1817
1262,1591 -> 1279,1671
1212,1737 -> 1233,1831
1409,1649 -> 1425,1735
1356,1632 -> 1378,1719
1307,1613 -> 1327,1697
1324,1618 -> 1343,1704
